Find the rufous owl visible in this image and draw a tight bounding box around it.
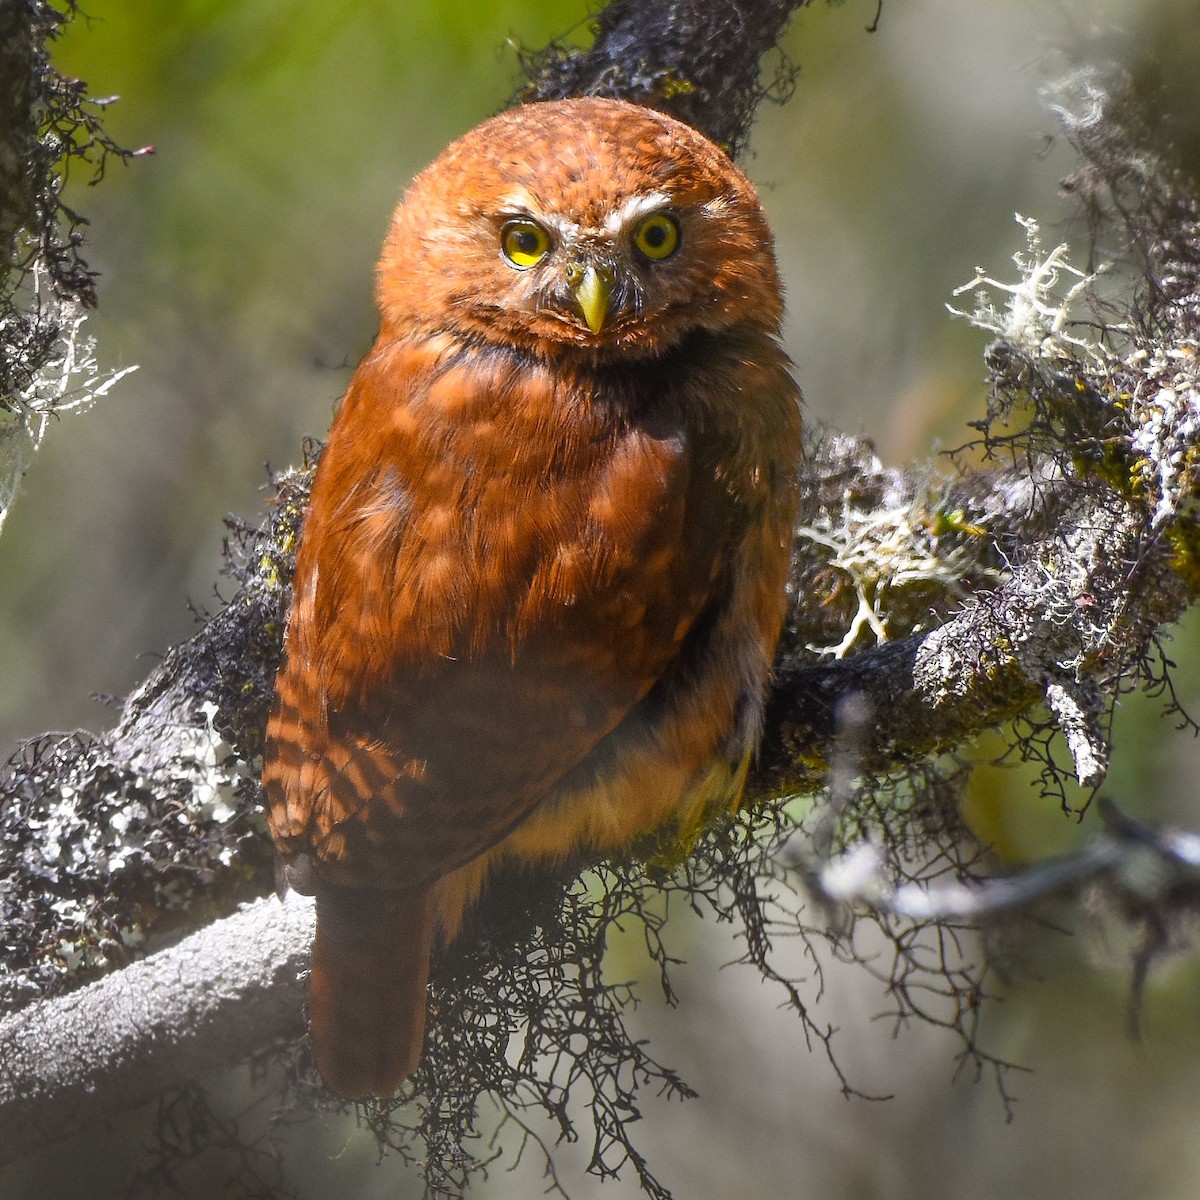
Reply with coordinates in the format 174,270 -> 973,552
262,96 -> 802,1100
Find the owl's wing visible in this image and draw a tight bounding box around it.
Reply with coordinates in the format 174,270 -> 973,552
264,339 -> 770,890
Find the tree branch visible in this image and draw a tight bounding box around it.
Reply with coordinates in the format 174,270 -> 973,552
518,0 -> 807,154
0,894 -> 311,1169
758,486 -> 1183,794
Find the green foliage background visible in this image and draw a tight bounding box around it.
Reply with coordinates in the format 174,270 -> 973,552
3,1 -> 1200,1197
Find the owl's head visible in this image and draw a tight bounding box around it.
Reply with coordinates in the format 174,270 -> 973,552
376,97 -> 783,363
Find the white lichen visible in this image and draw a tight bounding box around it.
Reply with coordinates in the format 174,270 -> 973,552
948,214 -> 1114,365
1127,348 -> 1200,529
17,699 -> 260,984
0,266 -> 136,532
172,700 -> 248,825
795,461 -> 1002,658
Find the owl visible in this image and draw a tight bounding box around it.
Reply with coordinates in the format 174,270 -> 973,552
262,96 -> 802,1099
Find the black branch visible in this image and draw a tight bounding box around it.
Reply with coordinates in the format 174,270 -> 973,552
517,0 -> 809,155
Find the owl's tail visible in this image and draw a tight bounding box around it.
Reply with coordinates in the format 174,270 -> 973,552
307,884 -> 436,1099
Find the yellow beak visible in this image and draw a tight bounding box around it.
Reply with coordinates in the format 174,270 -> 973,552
567,263 -> 612,334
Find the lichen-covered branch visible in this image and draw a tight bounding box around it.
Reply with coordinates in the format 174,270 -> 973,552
518,0 -> 808,156
758,483 -> 1184,795
0,0 -> 147,529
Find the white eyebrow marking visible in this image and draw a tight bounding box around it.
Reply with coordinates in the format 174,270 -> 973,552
494,193 -> 580,243
496,189 -> 538,214
602,191 -> 673,236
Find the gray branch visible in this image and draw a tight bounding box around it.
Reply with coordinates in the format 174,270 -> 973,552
0,895 -> 312,1168
814,798 -> 1200,923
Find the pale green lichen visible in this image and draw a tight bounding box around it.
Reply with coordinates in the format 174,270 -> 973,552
947,214 -> 1114,366
794,461 -> 1003,658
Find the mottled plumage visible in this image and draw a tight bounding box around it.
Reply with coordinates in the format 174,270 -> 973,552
262,97 -> 802,1099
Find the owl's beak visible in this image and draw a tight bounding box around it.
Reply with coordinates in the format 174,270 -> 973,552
565,262 -> 612,334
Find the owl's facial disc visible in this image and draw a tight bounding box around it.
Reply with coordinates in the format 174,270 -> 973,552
497,201 -> 683,341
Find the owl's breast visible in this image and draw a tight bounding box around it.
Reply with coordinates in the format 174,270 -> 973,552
270,328 -> 797,894
313,337 -> 733,682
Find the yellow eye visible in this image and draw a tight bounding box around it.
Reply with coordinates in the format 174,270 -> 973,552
501,219 -> 551,269
632,213 -> 680,261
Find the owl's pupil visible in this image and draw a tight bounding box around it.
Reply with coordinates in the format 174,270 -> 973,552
644,224 -> 667,247
516,231 -> 539,254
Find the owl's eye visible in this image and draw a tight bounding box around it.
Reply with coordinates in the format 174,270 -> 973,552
632,213 -> 680,261
501,219 -> 552,269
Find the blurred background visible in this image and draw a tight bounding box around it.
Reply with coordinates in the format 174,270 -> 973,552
4,0 -> 1200,1196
